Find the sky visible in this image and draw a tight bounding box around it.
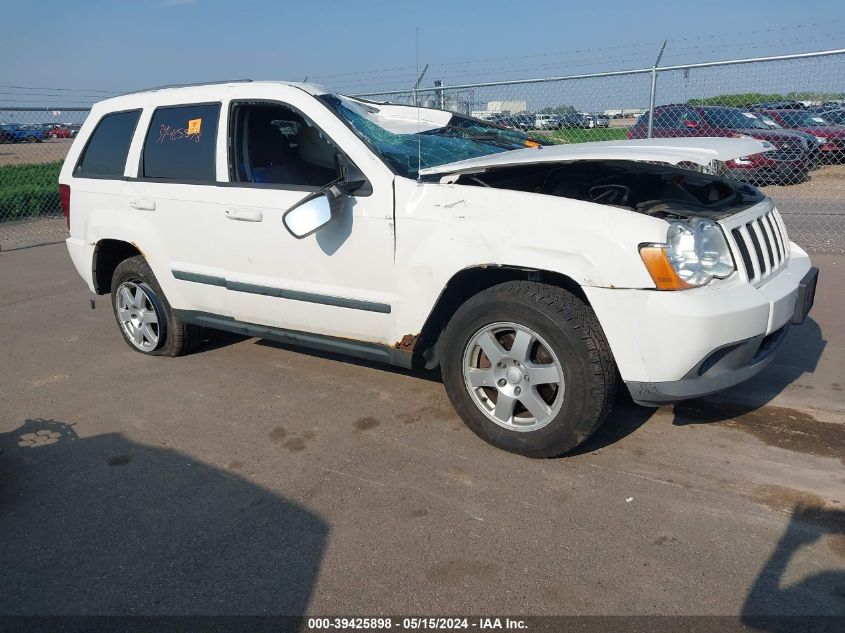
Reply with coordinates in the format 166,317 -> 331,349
1,0 -> 844,110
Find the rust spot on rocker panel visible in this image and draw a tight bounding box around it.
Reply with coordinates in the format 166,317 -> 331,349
394,334 -> 419,351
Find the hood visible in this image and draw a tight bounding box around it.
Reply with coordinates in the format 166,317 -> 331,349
418,137 -> 772,177
732,127 -> 802,141
794,126 -> 845,138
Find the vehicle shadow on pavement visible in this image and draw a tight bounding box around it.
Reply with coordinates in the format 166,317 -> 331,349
0,418 -> 328,617
569,398 -> 658,455
671,317 -> 826,425
741,502 -> 845,630
191,329 -> 250,355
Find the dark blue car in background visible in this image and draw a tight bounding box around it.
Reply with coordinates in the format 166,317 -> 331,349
0,124 -> 45,143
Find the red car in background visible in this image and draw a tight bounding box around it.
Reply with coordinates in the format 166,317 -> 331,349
754,109 -> 845,162
628,104 -> 812,184
44,125 -> 72,139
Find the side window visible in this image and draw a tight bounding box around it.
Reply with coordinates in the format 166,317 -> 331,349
681,110 -> 703,128
74,110 -> 140,178
142,104 -> 220,182
229,102 -> 341,188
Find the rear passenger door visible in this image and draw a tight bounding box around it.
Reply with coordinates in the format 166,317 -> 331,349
126,102 -> 233,317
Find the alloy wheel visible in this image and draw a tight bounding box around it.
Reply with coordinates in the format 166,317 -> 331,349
462,322 -> 565,432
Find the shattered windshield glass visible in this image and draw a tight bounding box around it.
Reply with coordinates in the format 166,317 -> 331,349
320,94 -> 538,178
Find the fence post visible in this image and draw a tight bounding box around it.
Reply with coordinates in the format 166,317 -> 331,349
646,40 -> 667,139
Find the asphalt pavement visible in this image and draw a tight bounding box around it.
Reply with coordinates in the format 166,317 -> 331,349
1,244 -> 842,622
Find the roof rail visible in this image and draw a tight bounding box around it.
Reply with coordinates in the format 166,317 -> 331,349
116,79 -> 253,97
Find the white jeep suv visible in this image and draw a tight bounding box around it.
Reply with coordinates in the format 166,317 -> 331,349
60,81 -> 817,457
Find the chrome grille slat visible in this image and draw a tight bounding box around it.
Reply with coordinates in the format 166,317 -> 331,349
738,225 -> 761,280
764,214 -> 782,261
758,217 -> 779,269
746,222 -> 767,275
751,220 -> 772,273
773,209 -> 790,252
723,204 -> 790,286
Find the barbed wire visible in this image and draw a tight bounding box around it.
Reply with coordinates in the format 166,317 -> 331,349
309,18 -> 845,85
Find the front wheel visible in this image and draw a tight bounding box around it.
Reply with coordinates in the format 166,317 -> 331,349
440,281 -> 616,458
111,255 -> 201,357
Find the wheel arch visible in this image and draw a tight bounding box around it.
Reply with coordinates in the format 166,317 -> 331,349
413,265 -> 590,369
92,239 -> 142,294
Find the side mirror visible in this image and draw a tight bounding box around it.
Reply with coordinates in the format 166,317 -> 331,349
335,158 -> 372,196
283,193 -> 333,239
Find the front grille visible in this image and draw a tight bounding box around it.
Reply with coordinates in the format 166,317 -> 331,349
766,138 -> 806,161
727,207 -> 789,285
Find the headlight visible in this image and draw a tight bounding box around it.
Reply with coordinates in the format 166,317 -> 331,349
815,136 -> 827,144
640,218 -> 735,290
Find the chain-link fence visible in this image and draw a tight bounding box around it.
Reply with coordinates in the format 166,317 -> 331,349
358,49 -> 845,254
0,107 -> 88,249
2,50 -> 844,252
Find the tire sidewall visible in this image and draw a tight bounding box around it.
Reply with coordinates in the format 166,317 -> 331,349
442,292 -> 601,457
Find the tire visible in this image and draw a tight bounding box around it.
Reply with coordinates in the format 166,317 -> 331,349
440,281 -> 616,458
110,255 -> 201,357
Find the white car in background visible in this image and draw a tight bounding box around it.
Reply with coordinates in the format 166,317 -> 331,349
533,113 -> 561,130
60,81 -> 817,457
582,113 -> 610,128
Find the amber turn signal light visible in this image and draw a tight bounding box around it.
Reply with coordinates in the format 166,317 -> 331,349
639,245 -> 695,291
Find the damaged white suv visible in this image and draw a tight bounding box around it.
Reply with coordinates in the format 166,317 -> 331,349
61,81 -> 817,457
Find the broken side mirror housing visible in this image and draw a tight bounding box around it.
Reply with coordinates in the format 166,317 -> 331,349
336,158 -> 372,196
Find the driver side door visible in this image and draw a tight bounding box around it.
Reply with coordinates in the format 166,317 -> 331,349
210,96 -> 398,347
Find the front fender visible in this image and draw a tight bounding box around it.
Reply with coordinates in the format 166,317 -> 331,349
392,179 -> 665,337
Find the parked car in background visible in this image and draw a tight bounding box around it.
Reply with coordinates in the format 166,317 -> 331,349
60,81 -> 816,457
581,113 -> 610,128
813,108 -> 845,126
628,105 -> 811,184
0,124 -> 45,143
558,113 -> 586,128
748,111 -> 824,167
45,125 -> 73,139
491,114 -> 534,131
533,113 -> 562,130
67,124 -> 83,137
753,100 -> 806,110
755,109 -> 845,162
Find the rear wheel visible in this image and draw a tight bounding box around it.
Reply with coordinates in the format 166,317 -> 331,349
441,281 -> 616,458
110,256 -> 200,357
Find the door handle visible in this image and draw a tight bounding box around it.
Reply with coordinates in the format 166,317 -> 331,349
225,208 -> 263,222
129,199 -> 156,211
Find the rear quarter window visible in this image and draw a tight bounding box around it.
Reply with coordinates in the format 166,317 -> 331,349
142,103 -> 220,182
74,110 -> 141,178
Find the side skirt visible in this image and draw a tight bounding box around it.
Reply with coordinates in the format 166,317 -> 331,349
175,310 -> 413,369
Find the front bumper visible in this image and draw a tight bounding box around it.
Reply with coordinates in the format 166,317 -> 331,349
625,264 -> 818,406
722,163 -> 807,184
583,245 -> 814,407
625,323 -> 789,406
